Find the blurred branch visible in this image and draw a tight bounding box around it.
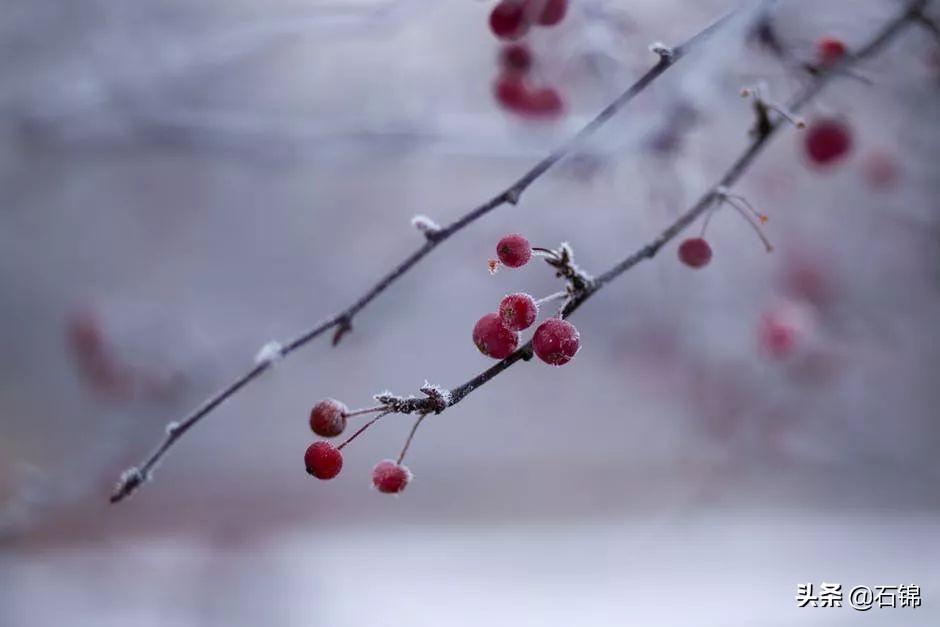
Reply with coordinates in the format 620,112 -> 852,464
344,0 -> 931,434
110,5 -> 742,503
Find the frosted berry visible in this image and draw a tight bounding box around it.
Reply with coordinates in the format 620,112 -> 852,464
533,318 -> 580,366
473,313 -> 520,359
500,44 -> 533,73
534,0 -> 568,26
816,36 -> 847,66
372,460 -> 412,494
804,118 -> 852,166
309,398 -> 348,437
489,1 -> 530,41
499,293 -> 539,331
678,237 -> 713,269
496,233 -> 531,268
305,441 -> 343,480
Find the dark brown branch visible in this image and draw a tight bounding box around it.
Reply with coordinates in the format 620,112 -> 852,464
109,7 -> 740,503
375,0 -> 929,419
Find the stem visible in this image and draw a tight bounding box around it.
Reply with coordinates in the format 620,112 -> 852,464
343,405 -> 388,419
397,413 -> 429,464
337,412 -> 389,451
535,291 -> 568,306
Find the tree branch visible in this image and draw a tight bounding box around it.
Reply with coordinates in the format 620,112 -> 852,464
353,0 -> 930,421
110,6 -> 742,503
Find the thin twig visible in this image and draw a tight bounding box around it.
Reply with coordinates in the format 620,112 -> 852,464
109,7 -> 740,503
337,412 -> 390,450
397,413 -> 429,464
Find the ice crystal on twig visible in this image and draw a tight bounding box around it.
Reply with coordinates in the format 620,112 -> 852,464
254,341 -> 283,366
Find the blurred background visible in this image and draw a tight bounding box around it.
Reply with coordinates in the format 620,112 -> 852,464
1,0 -> 938,625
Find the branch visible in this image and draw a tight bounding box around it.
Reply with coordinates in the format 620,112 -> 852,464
354,0 -> 930,423
109,6 -> 741,503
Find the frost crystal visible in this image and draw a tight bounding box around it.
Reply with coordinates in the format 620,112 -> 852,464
254,340 -> 283,366
411,214 -> 442,238
649,42 -> 674,59
115,466 -> 146,496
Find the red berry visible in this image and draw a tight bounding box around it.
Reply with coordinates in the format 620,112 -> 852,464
524,86 -> 564,117
494,74 -> 529,110
678,237 -> 713,268
473,313 -> 520,359
500,44 -> 533,74
533,318 -> 580,366
816,36 -> 847,66
372,460 -> 412,494
804,118 -> 852,166
533,0 -> 568,26
493,75 -> 564,118
862,150 -> 899,190
496,233 -> 531,268
758,302 -> 814,359
304,441 -> 343,480
499,293 -> 539,331
489,1 -> 530,41
309,398 -> 348,437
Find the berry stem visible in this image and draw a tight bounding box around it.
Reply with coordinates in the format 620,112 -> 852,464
337,412 -> 390,451
342,405 -> 388,419
723,196 -> 774,252
397,412 -> 429,464
534,290 -> 568,306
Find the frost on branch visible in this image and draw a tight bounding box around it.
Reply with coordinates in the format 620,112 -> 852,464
649,41 -> 675,60
373,381 -> 452,415
411,214 -> 442,240
110,466 -> 147,502
254,340 -> 283,366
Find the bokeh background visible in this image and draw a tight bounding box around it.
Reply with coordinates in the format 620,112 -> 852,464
1,0 -> 939,625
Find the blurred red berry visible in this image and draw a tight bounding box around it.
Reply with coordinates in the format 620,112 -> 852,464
533,318 -> 580,366
758,303 -> 814,360
678,237 -> 713,268
309,398 -> 348,437
372,460 -> 412,494
524,86 -> 564,117
862,150 -> 900,190
473,313 -> 520,359
500,43 -> 533,73
816,36 -> 847,66
490,1 -> 530,41
305,441 -> 343,480
494,74 -> 530,111
499,293 -> 539,331
533,0 -> 568,26
804,118 -> 852,166
496,233 -> 532,267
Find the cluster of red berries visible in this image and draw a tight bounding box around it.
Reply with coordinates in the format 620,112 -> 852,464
303,398 -> 412,493
474,234 -> 581,365
489,1 -> 568,118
